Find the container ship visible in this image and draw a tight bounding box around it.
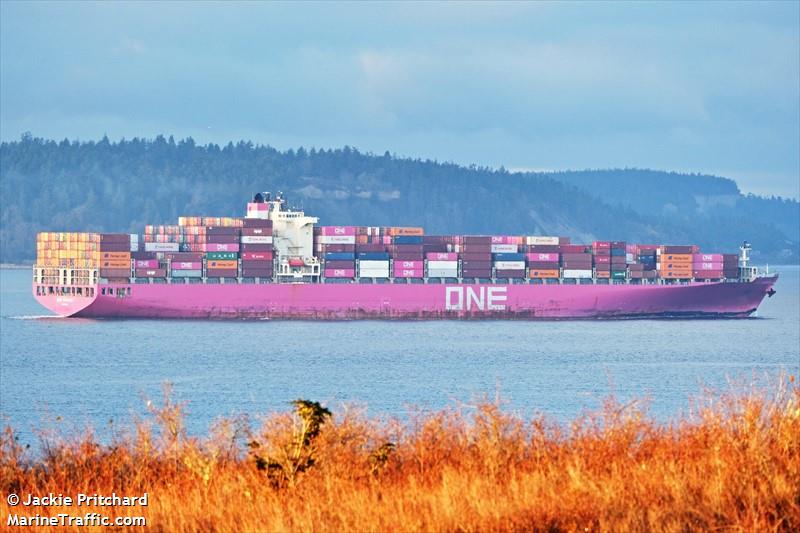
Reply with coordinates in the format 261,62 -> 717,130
33,192 -> 777,319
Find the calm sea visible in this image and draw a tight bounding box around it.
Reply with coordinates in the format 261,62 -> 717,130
1,266 -> 798,445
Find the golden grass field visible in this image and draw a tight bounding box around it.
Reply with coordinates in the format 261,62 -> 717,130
2,379 -> 798,532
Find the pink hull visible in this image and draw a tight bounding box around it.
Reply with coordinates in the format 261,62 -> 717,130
33,277 -> 777,319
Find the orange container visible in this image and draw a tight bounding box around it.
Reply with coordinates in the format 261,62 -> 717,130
102,252 -> 131,260
101,260 -> 130,268
207,260 -> 237,269
596,271 -> 611,279
528,269 -> 560,279
389,227 -> 424,236
660,254 -> 692,264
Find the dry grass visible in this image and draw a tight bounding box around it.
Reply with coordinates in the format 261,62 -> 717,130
2,379 -> 799,532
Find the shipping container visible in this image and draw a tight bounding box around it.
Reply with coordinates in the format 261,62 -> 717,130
525,253 -> 559,262
526,244 -> 561,253
427,260 -> 459,270
492,252 -> 525,261
526,236 -> 559,245
359,260 -> 390,269
135,259 -> 159,268
206,234 -> 240,244
528,269 -> 560,279
324,252 -> 355,261
325,268 -> 356,278
693,261 -> 724,270
427,268 -> 459,278
320,226 -> 356,236
241,268 -> 273,277
490,244 -> 518,253
324,260 -> 356,269
207,260 -> 238,269
242,218 -> 273,228
461,269 -> 492,277
206,252 -> 238,260
172,261 -> 202,270
528,261 -> 563,269
240,236 -> 273,245
693,270 -> 723,278
316,235 -> 355,245
241,251 -> 273,261
357,252 -> 390,260
660,245 -> 695,254
135,268 -> 167,278
392,268 -> 424,278
206,268 -> 238,278
426,252 -> 458,261
241,227 -> 273,236
171,269 -> 202,278
562,269 -> 593,279
391,253 -> 424,261
493,261 -> 526,270
99,268 -> 131,278
460,252 -> 492,261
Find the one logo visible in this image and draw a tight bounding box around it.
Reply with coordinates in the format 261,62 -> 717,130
445,286 -> 507,311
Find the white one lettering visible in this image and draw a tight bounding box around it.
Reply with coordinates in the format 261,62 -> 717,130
445,286 -> 507,311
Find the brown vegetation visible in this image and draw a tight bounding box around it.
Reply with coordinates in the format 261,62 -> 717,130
2,380 -> 799,532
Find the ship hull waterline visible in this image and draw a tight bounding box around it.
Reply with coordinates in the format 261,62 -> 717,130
32,276 -> 778,320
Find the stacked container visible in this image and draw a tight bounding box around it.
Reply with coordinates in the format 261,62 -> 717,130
493,251 -> 525,279
722,254 -> 740,279
658,246 -> 695,279
166,252 -> 203,279
241,218 -> 273,278
426,252 -> 458,278
461,236 -> 492,278
391,235 -> 424,278
692,253 -> 723,279
610,241 -> 627,280
100,234 -> 133,280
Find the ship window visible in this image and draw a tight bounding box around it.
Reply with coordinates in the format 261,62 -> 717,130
101,288 -> 106,295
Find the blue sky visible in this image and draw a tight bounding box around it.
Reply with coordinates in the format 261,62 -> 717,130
1,1 -> 798,198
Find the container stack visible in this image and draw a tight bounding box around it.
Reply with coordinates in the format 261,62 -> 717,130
493,250 -> 526,279
391,235 -> 424,278
610,241 -> 627,280
630,245 -> 658,279
317,226 -> 356,279
99,234 -> 132,280
592,241 -> 611,279
527,252 -> 560,279
241,218 -> 273,278
692,253 -> 724,279
722,254 -> 740,279
658,246 -> 695,279
461,236 -> 492,279
166,252 -> 203,279
426,252 -> 458,278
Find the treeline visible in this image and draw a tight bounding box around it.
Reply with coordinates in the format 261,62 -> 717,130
1,134 -> 797,263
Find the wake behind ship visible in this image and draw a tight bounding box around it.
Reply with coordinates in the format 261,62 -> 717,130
33,193 -> 777,319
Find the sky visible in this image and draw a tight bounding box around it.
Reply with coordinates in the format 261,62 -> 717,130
1,1 -> 798,198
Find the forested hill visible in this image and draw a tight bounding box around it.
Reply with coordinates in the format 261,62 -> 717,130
1,135 -> 798,264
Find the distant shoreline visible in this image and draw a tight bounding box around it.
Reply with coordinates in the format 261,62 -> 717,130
1,263 -> 32,269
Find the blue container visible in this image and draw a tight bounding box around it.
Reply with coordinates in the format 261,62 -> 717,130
393,235 -> 423,244
357,252 -> 390,260
610,248 -> 626,257
492,252 -> 525,261
324,252 -> 355,261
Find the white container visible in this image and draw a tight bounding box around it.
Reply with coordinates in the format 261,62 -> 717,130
490,244 -> 518,253
427,260 -> 458,270
562,269 -> 593,279
626,253 -> 634,263
526,236 -> 559,245
358,269 -> 390,278
241,236 -> 273,245
493,261 -> 526,270
144,242 -> 179,252
315,235 -> 356,245
358,260 -> 390,269
427,269 -> 459,278
170,269 -> 202,277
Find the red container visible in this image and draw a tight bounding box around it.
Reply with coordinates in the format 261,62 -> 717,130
611,256 -> 626,266
661,245 -> 694,254
100,234 -> 130,243
98,242 -> 130,252
391,253 -> 424,261
559,244 -> 588,253
593,241 -> 611,250
389,244 -> 423,253
693,253 -> 723,262
166,252 -> 203,261
135,268 -> 167,277
496,269 -> 526,278
324,260 -> 356,269
318,244 -> 355,253
355,244 -> 387,252
395,260 -> 423,269
562,253 -> 592,262
205,227 -> 240,236
693,270 -> 724,278
241,251 -> 273,261
241,268 -> 273,277
595,264 -> 611,272
628,263 -> 644,271
135,259 -> 159,268
527,245 -> 560,253
461,253 -> 492,261
206,268 -> 238,278
594,255 -> 611,264
206,234 -> 240,244
131,251 -> 157,260
461,269 -> 492,277
528,261 -> 560,269
241,259 -> 271,267
461,260 -> 492,269
562,261 -> 593,269
241,227 -> 273,236
462,236 -> 492,244
243,218 -> 273,228
241,243 -> 272,252
324,268 -> 355,278
99,268 -> 131,278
